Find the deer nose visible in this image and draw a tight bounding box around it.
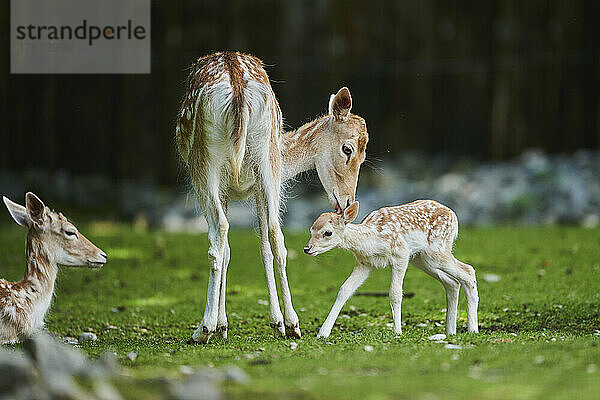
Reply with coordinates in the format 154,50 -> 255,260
99,251 -> 107,261
303,246 -> 312,254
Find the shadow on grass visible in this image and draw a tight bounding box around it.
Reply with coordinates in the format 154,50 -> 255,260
480,302 -> 599,334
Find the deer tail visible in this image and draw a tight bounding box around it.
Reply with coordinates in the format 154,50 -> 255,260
231,98 -> 249,184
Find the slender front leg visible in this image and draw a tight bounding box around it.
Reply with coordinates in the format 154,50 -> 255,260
390,257 -> 409,335
216,240 -> 230,339
255,189 -> 286,337
317,265 -> 371,338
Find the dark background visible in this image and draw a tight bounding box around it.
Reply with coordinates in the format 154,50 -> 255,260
2,1 -> 599,185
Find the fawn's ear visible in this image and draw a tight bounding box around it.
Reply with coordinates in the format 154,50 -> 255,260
328,87 -> 352,121
3,196 -> 31,228
25,192 -> 47,228
343,201 -> 359,224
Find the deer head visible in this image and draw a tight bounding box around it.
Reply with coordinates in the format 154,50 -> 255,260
3,193 -> 107,268
304,201 -> 359,256
314,87 -> 368,213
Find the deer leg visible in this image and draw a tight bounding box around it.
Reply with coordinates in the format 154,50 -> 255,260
412,253 -> 461,335
418,252 -> 478,334
261,173 -> 300,338
216,239 -> 230,339
255,188 -> 285,338
453,258 -> 479,333
191,181 -> 228,344
317,264 -> 371,338
435,269 -> 460,336
390,255 -> 409,335
270,225 -> 300,338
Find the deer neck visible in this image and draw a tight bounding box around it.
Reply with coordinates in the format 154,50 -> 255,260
340,224 -> 379,257
280,116 -> 331,181
23,232 -> 57,299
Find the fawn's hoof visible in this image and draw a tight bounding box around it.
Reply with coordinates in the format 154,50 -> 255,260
215,325 -> 228,339
270,321 -> 286,338
190,326 -> 213,344
316,329 -> 330,339
285,323 -> 302,339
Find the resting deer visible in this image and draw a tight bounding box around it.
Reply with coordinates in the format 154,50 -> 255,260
1,193 -> 107,343
176,51 -> 368,343
304,200 -> 479,338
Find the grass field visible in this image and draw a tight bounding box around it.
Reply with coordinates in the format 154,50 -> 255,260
1,222 -> 599,399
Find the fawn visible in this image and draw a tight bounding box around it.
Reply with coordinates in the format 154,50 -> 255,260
1,193 -> 107,343
304,200 -> 479,338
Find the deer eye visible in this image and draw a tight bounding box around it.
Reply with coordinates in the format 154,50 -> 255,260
341,144 -> 353,164
65,229 -> 77,238
323,231 -> 332,237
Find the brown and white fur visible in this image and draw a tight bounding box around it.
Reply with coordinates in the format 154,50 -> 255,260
1,193 -> 107,343
176,51 -> 368,343
304,200 -> 479,338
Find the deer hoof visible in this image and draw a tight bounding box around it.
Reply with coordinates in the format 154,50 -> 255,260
190,326 -> 214,344
316,328 -> 330,339
216,325 -> 228,339
270,321 -> 286,338
285,323 -> 302,339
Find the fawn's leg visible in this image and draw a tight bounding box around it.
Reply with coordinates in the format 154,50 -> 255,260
255,187 -> 286,337
411,254 -> 460,335
390,255 -> 409,335
436,269 -> 460,335
318,264 -> 371,338
454,258 -> 479,332
424,252 -> 479,333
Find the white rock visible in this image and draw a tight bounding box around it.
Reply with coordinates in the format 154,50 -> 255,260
289,342 -> 298,350
223,366 -> 249,384
78,332 -> 97,343
483,274 -> 500,282
534,355 -> 545,364
428,334 -> 447,341
179,365 -> 195,375
444,344 -> 463,350
363,345 -> 374,352
62,337 -> 78,345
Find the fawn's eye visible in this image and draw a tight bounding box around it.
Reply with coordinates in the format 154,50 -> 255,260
323,231 -> 332,237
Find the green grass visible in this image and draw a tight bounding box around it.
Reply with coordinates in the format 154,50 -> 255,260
1,222 -> 599,399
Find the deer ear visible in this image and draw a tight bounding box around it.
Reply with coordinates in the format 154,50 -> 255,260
25,192 -> 47,227
343,201 -> 359,224
328,87 -> 352,121
3,196 -> 31,228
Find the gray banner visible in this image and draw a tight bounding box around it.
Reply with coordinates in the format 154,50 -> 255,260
11,0 -> 150,74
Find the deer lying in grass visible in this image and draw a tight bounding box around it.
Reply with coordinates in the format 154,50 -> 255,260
176,51 -> 368,343
304,200 -> 479,338
1,193 -> 107,343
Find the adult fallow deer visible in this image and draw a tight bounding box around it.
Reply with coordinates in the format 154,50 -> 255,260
176,51 -> 368,343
